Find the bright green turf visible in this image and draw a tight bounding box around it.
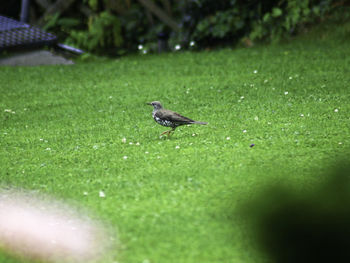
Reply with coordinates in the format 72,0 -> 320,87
1,21 -> 350,263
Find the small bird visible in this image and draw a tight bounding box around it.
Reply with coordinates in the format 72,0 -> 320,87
147,101 -> 207,136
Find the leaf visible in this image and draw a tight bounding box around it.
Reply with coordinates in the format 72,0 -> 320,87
272,8 -> 282,18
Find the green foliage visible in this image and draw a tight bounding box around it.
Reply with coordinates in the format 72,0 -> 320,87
249,0 -> 333,42
40,0 -> 344,54
67,11 -> 123,54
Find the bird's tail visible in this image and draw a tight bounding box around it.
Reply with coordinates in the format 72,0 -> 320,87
192,121 -> 208,125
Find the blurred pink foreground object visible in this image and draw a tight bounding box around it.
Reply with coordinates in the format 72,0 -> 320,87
0,191 -> 111,262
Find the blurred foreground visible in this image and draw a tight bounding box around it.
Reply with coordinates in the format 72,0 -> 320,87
0,190 -> 114,263
240,161 -> 350,263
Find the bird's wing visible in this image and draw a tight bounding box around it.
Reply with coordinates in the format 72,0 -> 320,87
156,109 -> 194,123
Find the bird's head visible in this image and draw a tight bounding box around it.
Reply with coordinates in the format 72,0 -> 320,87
147,101 -> 163,110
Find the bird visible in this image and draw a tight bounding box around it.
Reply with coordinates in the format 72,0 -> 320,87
147,101 -> 207,136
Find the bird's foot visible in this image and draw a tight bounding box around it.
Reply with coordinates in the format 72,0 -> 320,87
160,129 -> 173,138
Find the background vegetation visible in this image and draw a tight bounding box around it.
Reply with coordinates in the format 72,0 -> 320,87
1,0 -> 348,55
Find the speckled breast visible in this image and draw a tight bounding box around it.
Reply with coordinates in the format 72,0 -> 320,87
153,112 -> 173,127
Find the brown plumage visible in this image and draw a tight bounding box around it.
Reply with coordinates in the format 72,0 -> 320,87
147,101 -> 207,136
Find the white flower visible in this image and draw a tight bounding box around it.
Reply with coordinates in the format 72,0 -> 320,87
264,79 -> 268,83
99,191 -> 105,198
142,49 -> 147,54
123,156 -> 128,160
4,109 -> 12,113
175,145 -> 180,149
334,109 -> 339,112
254,116 -> 259,121
289,76 -> 293,80
192,133 -> 196,137
83,191 -> 88,196
45,147 -> 51,151
138,44 -> 143,50
253,70 -> 258,74
339,142 -> 343,145
40,138 -> 44,141
240,96 -> 245,100
226,137 -> 231,140
243,129 -> 247,133
284,91 -> 289,95
129,142 -> 133,145
109,96 -> 113,99
175,44 -> 181,50
145,151 -> 149,154
93,145 -> 98,149
190,41 -> 195,46
300,114 -> 304,117
136,142 -> 140,146
121,137 -> 126,143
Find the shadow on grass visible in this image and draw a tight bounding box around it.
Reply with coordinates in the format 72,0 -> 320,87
238,160 -> 350,263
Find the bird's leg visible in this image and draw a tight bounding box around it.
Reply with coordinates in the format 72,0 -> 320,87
167,127 -> 176,137
160,130 -> 171,136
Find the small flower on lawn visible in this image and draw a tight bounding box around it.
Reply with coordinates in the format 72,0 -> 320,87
129,142 -> 133,145
83,191 -> 88,196
138,44 -> 143,50
4,109 -> 12,113
192,133 -> 196,137
175,44 -> 181,50
240,96 -> 245,100
123,156 -> 128,160
226,137 -> 231,140
339,142 -> 343,145
142,49 -> 147,54
289,76 -> 293,80
300,114 -> 304,117
122,137 -> 126,143
243,129 -> 247,133
284,91 -> 289,95
253,70 -> 258,74
99,191 -> 105,198
175,145 -> 180,149
45,147 -> 51,151
264,79 -> 268,83
109,96 -> 113,99
190,41 -> 195,47
40,138 -> 44,141
334,108 -> 339,112
254,116 -> 259,121
189,143 -> 193,146
93,145 -> 98,150
136,142 -> 140,146
145,151 -> 149,154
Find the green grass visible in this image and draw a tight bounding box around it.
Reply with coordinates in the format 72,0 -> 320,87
1,20 -> 350,263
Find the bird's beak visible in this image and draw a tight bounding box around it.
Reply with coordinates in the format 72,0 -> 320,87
146,102 -> 152,105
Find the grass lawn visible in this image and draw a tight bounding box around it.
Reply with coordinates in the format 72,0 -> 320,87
1,21 -> 350,263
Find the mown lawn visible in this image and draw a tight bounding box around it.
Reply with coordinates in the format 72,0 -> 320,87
1,21 -> 350,263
